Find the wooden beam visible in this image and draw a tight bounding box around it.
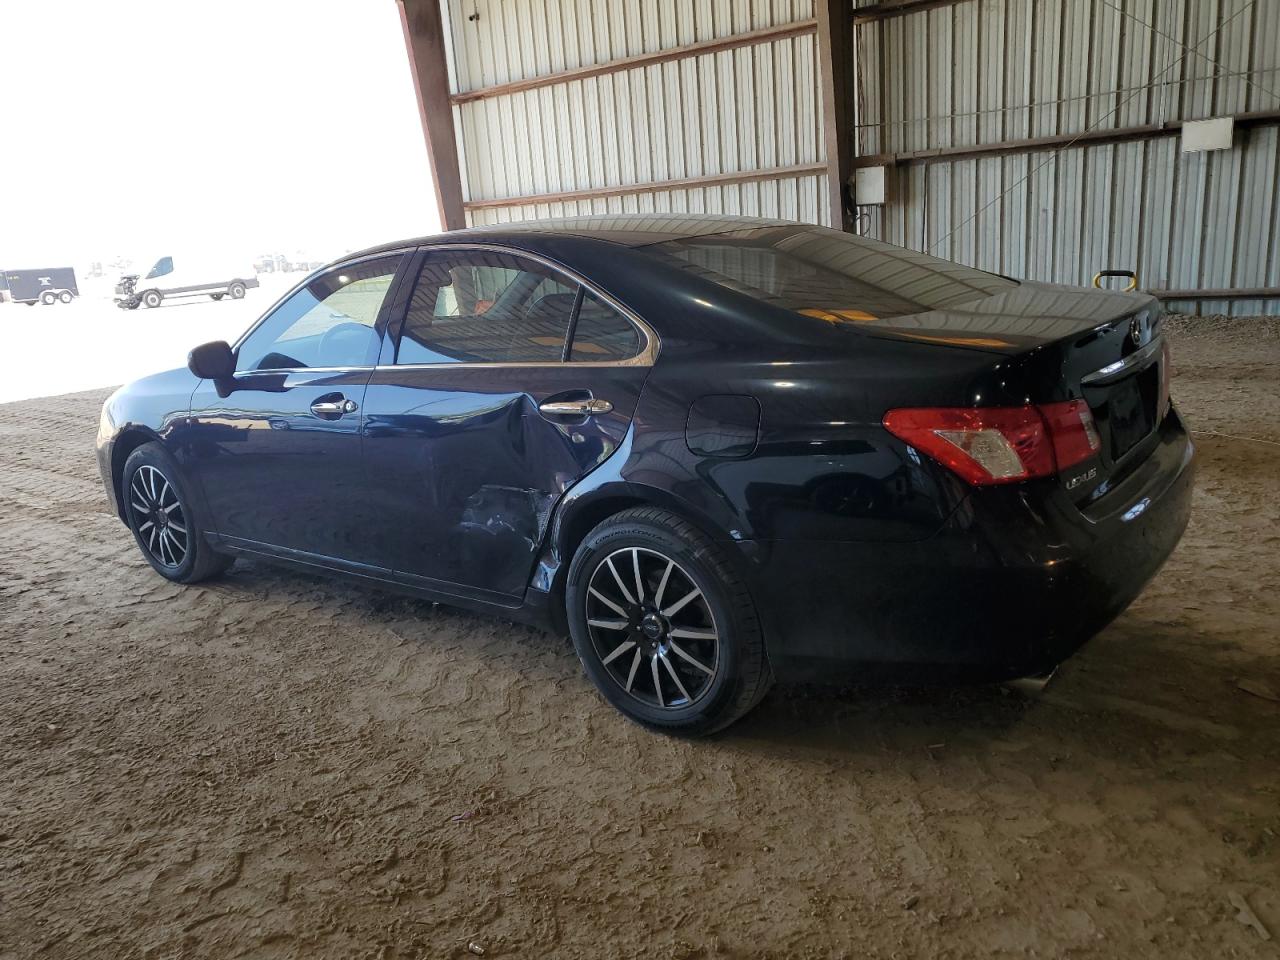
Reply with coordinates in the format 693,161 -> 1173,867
450,19 -> 818,105
1151,287 -> 1280,300
398,0 -> 466,231
852,109 -> 1280,168
817,0 -> 856,230
852,0 -> 974,23
462,163 -> 829,211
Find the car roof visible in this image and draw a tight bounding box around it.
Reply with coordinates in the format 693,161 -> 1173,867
347,213 -> 796,259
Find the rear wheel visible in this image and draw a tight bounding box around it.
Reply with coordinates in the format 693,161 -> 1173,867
40,291 -> 56,305
210,292 -> 224,301
122,443 -> 231,583
229,281 -> 246,299
58,291 -> 73,304
566,508 -> 772,735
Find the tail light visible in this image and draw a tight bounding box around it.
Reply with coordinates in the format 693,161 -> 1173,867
1158,339 -> 1172,418
884,401 -> 1101,486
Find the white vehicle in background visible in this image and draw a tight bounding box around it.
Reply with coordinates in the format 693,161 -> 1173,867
114,254 -> 258,310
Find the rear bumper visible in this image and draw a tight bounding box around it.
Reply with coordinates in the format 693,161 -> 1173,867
745,409 -> 1195,682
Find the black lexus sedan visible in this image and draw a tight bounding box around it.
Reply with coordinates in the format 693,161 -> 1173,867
96,215 -> 1194,734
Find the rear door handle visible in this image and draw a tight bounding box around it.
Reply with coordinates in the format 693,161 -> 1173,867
538,398 -> 613,417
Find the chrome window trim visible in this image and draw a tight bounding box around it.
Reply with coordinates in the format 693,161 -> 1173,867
1081,337 -> 1163,386
399,241 -> 660,368
230,365 -> 374,377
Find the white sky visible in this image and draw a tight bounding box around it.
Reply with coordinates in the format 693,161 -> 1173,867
0,0 -> 439,269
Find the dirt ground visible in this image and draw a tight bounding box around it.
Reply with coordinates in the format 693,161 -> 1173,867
1,317 -> 1278,960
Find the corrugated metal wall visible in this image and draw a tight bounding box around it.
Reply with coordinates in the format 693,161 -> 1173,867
440,0 -> 829,226
853,0 -> 1280,315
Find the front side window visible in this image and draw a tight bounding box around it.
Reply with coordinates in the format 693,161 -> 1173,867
145,256 -> 174,280
236,255 -> 402,371
396,251 -> 579,364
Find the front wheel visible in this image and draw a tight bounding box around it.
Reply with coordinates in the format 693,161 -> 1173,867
566,508 -> 772,735
40,291 -> 56,305
141,290 -> 162,309
122,442 -> 232,583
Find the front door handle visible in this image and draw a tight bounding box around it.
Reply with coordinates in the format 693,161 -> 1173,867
310,396 -> 358,418
539,397 -> 613,417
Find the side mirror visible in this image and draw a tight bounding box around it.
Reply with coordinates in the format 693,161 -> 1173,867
188,340 -> 236,380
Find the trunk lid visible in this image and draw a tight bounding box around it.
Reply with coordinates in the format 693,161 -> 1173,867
865,281 -> 1170,504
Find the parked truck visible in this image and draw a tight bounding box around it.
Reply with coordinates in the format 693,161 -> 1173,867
2,267 -> 79,306
114,254 -> 258,309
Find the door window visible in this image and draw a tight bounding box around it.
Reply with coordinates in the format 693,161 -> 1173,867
396,251 -> 578,364
569,290 -> 641,361
145,256 -> 174,279
236,255 -> 402,371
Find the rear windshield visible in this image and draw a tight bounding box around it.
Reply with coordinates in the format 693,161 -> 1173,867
649,225 -> 1016,321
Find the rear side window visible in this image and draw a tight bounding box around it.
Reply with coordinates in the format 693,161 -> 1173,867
397,251 -> 577,364
570,291 -> 640,362
651,225 -> 1016,321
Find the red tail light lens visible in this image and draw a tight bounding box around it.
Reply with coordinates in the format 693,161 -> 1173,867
884,401 -> 1101,486
1038,399 -> 1101,470
1158,339 -> 1172,418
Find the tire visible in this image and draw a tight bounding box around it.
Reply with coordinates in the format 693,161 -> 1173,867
229,281 -> 246,299
40,291 -> 56,305
142,290 -> 162,309
58,291 -> 73,304
122,442 -> 232,583
565,507 -> 772,735
210,293 -> 224,301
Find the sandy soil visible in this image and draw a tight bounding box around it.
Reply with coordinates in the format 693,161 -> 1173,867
1,317 -> 1278,959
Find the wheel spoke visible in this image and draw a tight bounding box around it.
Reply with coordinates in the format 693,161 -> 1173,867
624,647 -> 642,692
588,617 -> 629,631
147,526 -> 157,551
139,520 -> 153,532
131,500 -> 149,514
669,627 -> 717,642
605,557 -> 636,605
159,478 -> 172,506
601,639 -> 637,665
158,530 -> 172,565
146,467 -> 159,501
660,654 -> 692,702
669,640 -> 714,675
632,548 -> 644,603
162,501 -> 181,514
588,586 -> 628,618
654,558 -> 674,609
131,478 -> 149,507
650,654 -> 664,707
662,587 -> 702,619
167,521 -> 187,537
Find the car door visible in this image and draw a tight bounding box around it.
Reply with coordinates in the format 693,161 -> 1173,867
185,252 -> 409,569
362,246 -> 655,604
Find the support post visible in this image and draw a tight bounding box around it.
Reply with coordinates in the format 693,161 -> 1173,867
816,0 -> 856,231
397,0 -> 466,231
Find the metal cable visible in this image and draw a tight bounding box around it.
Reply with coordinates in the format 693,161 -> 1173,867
925,0 -> 1257,254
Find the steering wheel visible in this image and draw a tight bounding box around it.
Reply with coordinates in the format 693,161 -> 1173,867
318,321 -> 373,366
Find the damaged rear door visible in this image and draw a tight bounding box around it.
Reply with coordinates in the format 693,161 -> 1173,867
361,245 -> 653,605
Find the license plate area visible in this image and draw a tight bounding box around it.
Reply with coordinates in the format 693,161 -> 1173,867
1107,366 -> 1158,460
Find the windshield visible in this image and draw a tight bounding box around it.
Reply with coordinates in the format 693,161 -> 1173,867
650,225 -> 1017,321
